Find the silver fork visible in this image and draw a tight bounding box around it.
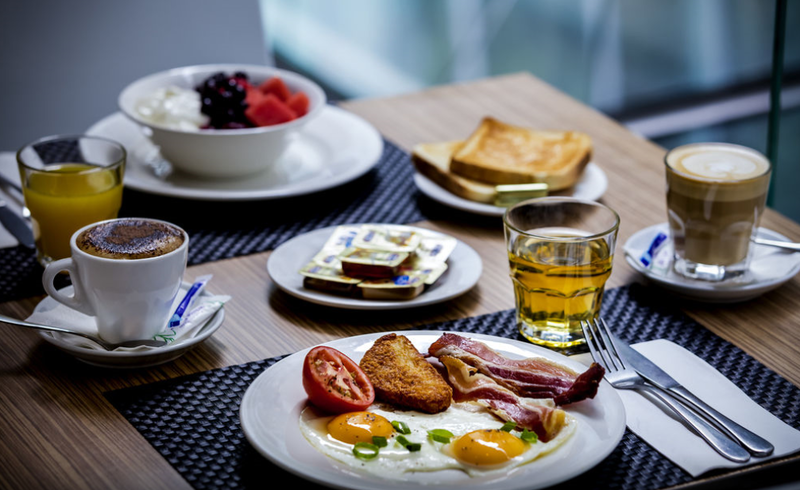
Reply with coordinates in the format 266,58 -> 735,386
581,318 -> 751,463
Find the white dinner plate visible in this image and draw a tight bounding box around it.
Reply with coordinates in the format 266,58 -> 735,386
624,223 -> 800,303
85,106 -> 383,201
413,162 -> 608,217
266,225 -> 482,310
33,282 -> 225,368
240,330 -> 626,490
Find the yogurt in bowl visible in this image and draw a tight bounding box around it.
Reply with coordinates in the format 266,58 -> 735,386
118,64 -> 326,179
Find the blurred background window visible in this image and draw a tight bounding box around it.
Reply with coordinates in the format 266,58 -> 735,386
261,0 -> 800,221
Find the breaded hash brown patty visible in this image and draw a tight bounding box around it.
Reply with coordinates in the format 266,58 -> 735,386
359,333 -> 452,414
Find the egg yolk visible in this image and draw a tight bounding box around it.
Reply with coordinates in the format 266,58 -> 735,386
327,411 -> 394,445
451,429 -> 526,466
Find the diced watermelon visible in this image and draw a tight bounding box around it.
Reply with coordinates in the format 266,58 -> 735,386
258,77 -> 292,101
245,85 -> 265,107
245,93 -> 297,126
286,91 -> 310,117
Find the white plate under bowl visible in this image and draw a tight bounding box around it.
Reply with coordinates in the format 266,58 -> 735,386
624,223 -> 800,303
266,225 -> 482,310
239,330 -> 626,490
34,282 -> 225,368
413,162 -> 608,217
85,106 -> 383,201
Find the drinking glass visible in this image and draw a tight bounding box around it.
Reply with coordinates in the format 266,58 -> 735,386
17,135 -> 125,266
503,197 -> 620,350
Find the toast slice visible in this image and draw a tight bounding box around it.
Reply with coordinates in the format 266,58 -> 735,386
450,117 -> 592,190
359,333 -> 452,414
411,140 -> 497,204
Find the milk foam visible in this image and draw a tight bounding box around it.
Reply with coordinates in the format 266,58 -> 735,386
667,145 -> 769,181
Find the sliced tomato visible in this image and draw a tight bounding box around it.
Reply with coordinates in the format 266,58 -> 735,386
302,346 -> 375,413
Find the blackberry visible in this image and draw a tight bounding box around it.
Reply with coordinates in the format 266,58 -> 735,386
195,72 -> 253,129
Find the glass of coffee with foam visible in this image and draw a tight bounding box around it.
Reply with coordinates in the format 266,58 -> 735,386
665,143 -> 771,282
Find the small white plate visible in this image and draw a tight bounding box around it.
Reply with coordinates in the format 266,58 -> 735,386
85,106 -> 383,201
266,225 -> 482,310
624,223 -> 800,303
33,282 -> 225,368
413,162 -> 608,217
239,331 -> 626,490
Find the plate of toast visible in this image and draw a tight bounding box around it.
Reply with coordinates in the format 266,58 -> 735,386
412,117 -> 608,216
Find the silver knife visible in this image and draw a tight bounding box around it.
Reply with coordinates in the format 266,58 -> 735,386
613,335 -> 774,456
0,197 -> 35,249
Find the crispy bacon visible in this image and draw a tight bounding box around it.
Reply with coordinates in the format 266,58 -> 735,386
429,333 -> 604,406
439,356 -> 565,442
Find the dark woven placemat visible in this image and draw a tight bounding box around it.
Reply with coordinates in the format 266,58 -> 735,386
104,284 -> 800,490
1,137 -> 485,302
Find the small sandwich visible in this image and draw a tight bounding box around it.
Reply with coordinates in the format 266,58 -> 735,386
412,117 -> 592,204
359,333 -> 452,414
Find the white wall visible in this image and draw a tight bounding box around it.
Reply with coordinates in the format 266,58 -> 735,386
0,0 -> 270,150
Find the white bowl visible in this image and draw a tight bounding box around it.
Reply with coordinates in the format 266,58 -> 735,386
118,64 -> 327,179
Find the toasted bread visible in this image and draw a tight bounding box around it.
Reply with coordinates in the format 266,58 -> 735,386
450,117 -> 592,190
411,140 -> 497,204
359,333 -> 452,414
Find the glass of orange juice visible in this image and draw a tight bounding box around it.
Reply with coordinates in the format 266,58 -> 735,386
17,135 -> 125,266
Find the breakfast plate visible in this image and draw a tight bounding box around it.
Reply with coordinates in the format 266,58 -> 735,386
413,162 -> 608,217
624,223 -> 800,303
239,330 -> 626,490
31,282 -> 225,368
85,106 -> 383,201
266,225 -> 482,310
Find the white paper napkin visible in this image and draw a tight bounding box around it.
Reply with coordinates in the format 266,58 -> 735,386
27,284 -> 230,352
572,340 -> 800,477
0,152 -> 26,248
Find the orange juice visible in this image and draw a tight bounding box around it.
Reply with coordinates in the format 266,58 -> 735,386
22,163 -> 123,262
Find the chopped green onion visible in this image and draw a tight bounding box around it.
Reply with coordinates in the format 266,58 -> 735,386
392,420 -> 411,434
500,421 -> 517,432
372,436 -> 388,448
519,429 -> 538,443
352,442 -> 380,460
396,435 -> 421,452
427,429 -> 454,444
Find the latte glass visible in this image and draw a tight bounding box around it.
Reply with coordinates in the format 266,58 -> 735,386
503,197 -> 619,351
665,143 -> 771,282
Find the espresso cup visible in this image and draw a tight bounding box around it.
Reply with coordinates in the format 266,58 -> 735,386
42,218 -> 188,343
665,143 -> 771,282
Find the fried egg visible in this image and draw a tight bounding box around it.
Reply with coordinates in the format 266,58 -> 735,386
298,402 -> 576,481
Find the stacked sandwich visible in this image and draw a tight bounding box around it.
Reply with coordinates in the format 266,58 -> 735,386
412,117 -> 592,206
300,224 -> 455,300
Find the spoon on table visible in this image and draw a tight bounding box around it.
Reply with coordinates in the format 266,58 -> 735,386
0,314 -> 168,351
752,237 -> 800,252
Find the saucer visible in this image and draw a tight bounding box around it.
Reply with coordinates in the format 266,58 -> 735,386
32,282 -> 225,368
266,225 -> 482,310
413,162 -> 608,217
624,223 -> 800,303
85,106 -> 383,201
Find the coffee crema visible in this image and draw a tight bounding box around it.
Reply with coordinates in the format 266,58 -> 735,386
77,219 -> 184,260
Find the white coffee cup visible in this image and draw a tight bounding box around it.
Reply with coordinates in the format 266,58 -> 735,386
42,218 -> 189,343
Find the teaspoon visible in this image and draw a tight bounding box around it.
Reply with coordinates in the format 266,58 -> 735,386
0,314 -> 168,351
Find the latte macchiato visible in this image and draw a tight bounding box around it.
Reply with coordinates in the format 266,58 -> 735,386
77,219 -> 184,260
665,143 -> 771,281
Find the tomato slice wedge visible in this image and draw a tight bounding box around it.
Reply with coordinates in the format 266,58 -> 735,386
302,346 -> 375,414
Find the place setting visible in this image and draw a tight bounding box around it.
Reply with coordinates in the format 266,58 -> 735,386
2,57 -> 800,490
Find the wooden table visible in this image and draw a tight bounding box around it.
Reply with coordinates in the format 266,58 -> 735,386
2,73 -> 799,489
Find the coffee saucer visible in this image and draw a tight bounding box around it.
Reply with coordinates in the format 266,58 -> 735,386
30,281 -> 225,368
624,223 -> 800,303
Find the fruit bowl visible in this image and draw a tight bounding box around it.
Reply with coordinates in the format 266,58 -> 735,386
118,64 -> 326,179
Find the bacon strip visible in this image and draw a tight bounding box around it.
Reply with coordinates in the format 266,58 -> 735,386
439,356 -> 564,442
429,333 -> 604,406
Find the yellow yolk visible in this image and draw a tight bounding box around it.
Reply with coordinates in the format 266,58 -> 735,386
451,429 -> 527,466
327,411 -> 394,445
